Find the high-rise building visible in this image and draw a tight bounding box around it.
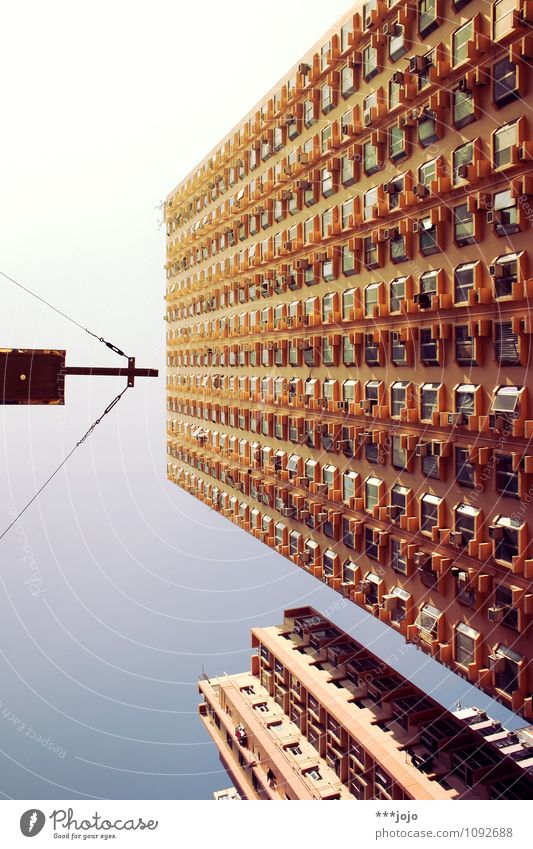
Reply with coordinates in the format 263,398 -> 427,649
198,607 -> 533,800
166,1 -> 533,716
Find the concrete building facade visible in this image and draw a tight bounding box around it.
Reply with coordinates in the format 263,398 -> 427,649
198,607 -> 533,799
167,0 -> 533,716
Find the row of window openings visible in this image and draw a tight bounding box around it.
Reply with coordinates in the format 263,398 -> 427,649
178,122 -> 523,265
172,322 -> 523,370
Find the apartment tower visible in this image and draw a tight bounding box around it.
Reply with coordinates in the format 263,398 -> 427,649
166,0 -> 533,715
199,607 -> 533,799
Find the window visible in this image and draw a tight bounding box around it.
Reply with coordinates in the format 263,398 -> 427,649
364,141 -> 380,175
418,109 -> 439,147
494,322 -> 520,365
493,57 -> 519,108
390,333 -> 407,365
454,262 -> 475,303
391,381 -> 408,417
323,549 -> 336,577
363,44 -> 379,81
494,585 -> 518,630
365,333 -> 380,365
389,126 -> 407,161
455,325 -> 476,365
363,235 -> 378,268
390,230 -> 408,263
453,141 -> 474,184
452,21 -> 473,66
342,261 -> 356,299
389,277 -> 406,313
492,644 -> 521,696
415,603 -> 442,640
341,20 -> 353,52
365,526 -> 379,560
343,560 -> 357,585
341,64 -> 357,98
389,77 -> 401,110
389,22 -> 406,62
455,622 -> 478,666
491,385 -> 522,416
418,0 -> 438,37
420,494 -> 441,533
365,381 -> 380,411
455,447 -> 475,487
392,437 -> 407,470
304,99 -> 317,127
495,454 -> 519,498
390,538 -> 407,574
322,167 -> 333,197
418,269 -> 438,308
492,516 -> 521,564
364,283 -> 380,317
419,216 -> 439,255
364,187 -> 378,221
492,253 -> 519,299
492,190 -> 519,236
365,477 -> 381,511
454,204 -> 475,246
342,470 -> 358,503
493,122 -> 518,168
453,87 -> 475,129
420,328 -> 439,365
493,0 -> 518,40
420,383 -> 439,420
455,503 -> 478,544
321,83 -> 334,114
456,384 -> 476,417
422,451 -> 439,479
342,155 -> 356,187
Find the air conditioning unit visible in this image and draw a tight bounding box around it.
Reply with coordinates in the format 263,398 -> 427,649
386,504 -> 401,520
358,431 -> 372,445
363,110 -> 372,127
359,579 -> 371,594
337,400 -> 349,411
413,550 -> 429,567
488,654 -> 505,672
450,531 -> 464,547
286,316 -> 294,327
391,70 -> 404,85
458,77 -> 470,93
488,524 -> 504,541
409,55 -> 427,74
447,412 -> 466,426
457,163 -> 470,179
489,262 -> 504,278
297,153 -> 309,165
391,330 -> 400,342
383,594 -> 399,611
283,241 -> 292,251
413,292 -> 432,308
488,606 -> 505,623
317,511 -> 328,522
296,178 -> 310,190
415,442 -> 429,457
413,183 -> 429,198
300,509 -> 310,519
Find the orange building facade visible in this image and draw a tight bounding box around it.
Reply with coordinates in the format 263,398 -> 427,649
198,607 -> 533,799
166,0 -> 533,716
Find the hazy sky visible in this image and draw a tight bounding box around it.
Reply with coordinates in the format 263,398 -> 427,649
0,0 -> 525,801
